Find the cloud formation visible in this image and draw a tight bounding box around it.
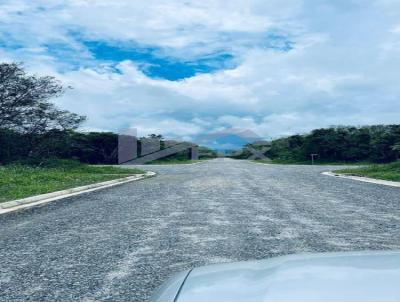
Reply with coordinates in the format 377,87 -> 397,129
1,0 -> 399,143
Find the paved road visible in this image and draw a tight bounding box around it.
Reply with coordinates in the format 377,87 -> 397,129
1,159 -> 399,301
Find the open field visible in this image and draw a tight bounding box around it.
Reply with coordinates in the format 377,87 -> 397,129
0,161 -> 144,203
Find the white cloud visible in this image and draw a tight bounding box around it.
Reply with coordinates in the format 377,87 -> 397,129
1,0 -> 400,142
0,0 -> 300,59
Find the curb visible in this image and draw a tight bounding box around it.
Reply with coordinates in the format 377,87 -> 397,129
322,171 -> 400,188
0,171 -> 156,215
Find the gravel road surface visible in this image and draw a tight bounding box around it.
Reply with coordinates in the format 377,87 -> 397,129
1,159 -> 399,301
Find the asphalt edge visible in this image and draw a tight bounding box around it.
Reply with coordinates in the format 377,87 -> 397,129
322,171 -> 400,188
0,171 -> 156,215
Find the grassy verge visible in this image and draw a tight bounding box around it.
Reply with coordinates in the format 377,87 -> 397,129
253,159 -> 371,166
0,160 -> 144,203
334,161 -> 400,182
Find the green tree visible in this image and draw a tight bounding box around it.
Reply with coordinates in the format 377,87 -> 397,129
0,62 -> 85,134
0,62 -> 86,162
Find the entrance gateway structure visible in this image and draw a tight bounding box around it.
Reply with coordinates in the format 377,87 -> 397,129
118,135 -> 198,165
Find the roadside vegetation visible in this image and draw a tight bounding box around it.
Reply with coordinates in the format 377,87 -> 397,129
334,161 -> 400,182
0,159 -> 144,203
232,126 -> 400,164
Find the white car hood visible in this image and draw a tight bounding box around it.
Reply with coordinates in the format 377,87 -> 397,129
176,251 -> 400,302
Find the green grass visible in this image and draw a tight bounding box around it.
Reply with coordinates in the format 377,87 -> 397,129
254,159 -> 371,166
0,160 -> 144,203
334,161 -> 400,182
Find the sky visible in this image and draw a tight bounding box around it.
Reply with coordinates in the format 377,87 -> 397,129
1,0 -> 400,146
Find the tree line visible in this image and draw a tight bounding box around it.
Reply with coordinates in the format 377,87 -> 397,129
0,129 -> 120,164
0,129 -> 218,164
236,125 -> 400,163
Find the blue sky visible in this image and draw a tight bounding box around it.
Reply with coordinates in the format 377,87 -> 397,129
82,40 -> 237,81
1,0 -> 400,145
